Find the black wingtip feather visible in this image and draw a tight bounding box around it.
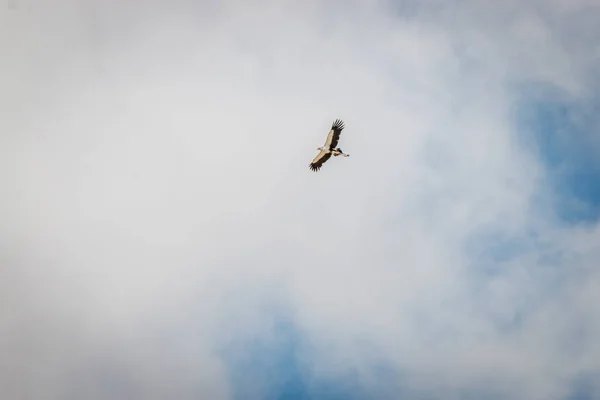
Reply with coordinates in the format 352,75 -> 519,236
331,119 -> 345,131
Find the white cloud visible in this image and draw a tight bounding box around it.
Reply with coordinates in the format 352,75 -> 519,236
1,0 -> 599,399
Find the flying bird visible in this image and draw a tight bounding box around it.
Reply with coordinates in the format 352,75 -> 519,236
309,119 -> 350,172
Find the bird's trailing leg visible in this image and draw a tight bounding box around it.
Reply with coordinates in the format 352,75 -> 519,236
332,147 -> 349,157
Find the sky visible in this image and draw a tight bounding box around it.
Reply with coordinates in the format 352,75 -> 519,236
1,0 -> 600,399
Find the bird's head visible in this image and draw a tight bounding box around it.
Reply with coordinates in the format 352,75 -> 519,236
317,147 -> 323,151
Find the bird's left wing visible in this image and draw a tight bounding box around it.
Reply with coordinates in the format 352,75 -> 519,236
309,149 -> 332,171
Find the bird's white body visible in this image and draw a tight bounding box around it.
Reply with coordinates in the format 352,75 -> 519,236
316,147 -> 349,156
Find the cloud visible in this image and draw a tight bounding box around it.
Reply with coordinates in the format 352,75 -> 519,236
1,0 -> 600,399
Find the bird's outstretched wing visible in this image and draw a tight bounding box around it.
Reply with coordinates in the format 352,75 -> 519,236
309,149 -> 332,171
323,119 -> 345,149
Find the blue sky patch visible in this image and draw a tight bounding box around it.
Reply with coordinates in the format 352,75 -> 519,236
514,83 -> 600,225
220,308 -> 407,400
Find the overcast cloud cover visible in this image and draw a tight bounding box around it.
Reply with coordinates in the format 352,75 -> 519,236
2,0 -> 600,399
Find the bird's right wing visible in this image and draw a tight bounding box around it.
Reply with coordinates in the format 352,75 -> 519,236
323,119 -> 345,149
309,149 -> 332,171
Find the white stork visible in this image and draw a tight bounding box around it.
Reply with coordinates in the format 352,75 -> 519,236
309,119 -> 350,172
